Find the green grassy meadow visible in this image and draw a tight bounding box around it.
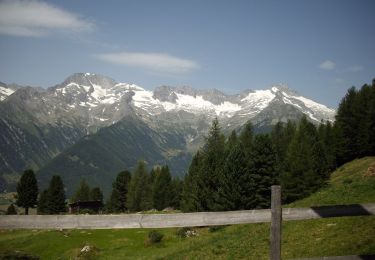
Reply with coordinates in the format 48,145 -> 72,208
0,157 -> 374,259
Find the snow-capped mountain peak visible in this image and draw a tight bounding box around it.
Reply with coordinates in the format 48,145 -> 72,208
2,73 -> 335,131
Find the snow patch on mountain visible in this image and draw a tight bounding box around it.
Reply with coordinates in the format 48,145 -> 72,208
292,95 -> 334,115
0,86 -> 16,101
31,73 -> 335,128
130,87 -> 242,116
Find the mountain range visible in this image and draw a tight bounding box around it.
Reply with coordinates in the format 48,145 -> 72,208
0,73 -> 335,196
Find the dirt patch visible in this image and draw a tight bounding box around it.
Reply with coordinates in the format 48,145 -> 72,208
363,162 -> 375,177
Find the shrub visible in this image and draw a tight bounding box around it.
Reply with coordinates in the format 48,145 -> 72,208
146,230 -> 164,245
176,227 -> 191,238
6,204 -> 17,215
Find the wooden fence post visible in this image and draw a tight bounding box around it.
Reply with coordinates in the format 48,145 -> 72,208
270,185 -> 282,260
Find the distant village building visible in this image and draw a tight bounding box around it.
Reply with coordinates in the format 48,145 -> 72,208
69,200 -> 103,214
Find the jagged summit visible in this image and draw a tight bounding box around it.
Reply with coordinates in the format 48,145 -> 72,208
58,72 -> 117,90
0,73 -> 335,124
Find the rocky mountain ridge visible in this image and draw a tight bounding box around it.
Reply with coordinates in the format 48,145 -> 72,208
0,73 -> 335,193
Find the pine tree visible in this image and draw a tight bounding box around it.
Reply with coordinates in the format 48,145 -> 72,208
282,117 -> 328,203
200,118 -> 226,211
16,169 -> 38,215
334,87 -> 358,165
108,170 -> 131,212
354,84 -> 374,158
239,121 -> 253,161
46,175 -> 66,214
368,80 -> 375,154
248,134 -> 278,209
152,165 -> 173,210
106,189 -> 121,213
334,82 -> 375,165
226,130 -> 238,151
170,178 -> 183,209
90,187 -> 103,203
218,143 -> 252,210
318,121 -> 336,171
72,179 -> 90,202
37,189 -> 49,214
127,161 -> 152,212
271,121 -> 296,173
181,151 -> 204,212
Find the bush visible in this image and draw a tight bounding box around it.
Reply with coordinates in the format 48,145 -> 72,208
176,227 -> 191,238
6,204 -> 17,215
146,230 -> 164,245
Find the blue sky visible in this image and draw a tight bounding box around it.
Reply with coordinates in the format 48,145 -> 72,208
0,0 -> 374,107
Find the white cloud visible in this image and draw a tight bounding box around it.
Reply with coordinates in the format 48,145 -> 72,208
318,60 -> 335,70
345,65 -> 364,72
94,51 -> 200,74
0,0 -> 93,37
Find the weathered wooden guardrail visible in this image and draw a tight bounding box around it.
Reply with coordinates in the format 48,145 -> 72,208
0,203 -> 373,230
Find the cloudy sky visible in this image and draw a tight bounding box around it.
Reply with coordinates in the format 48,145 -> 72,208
0,0 -> 374,107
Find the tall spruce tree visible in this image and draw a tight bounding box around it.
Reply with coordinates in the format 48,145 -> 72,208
368,80 -> 375,154
200,118 -> 226,211
152,166 -> 173,210
318,121 -> 336,171
170,178 -> 183,209
72,179 -> 90,202
282,116 -> 328,203
46,175 -> 66,214
90,187 -> 104,203
127,161 -> 152,212
271,121 -> 296,175
239,121 -> 253,159
181,151 -> 204,212
334,87 -> 358,165
226,130 -> 238,151
37,189 -> 49,214
239,122 -> 253,147
218,143 -> 252,210
248,134 -> 278,209
107,170 -> 131,212
16,169 -> 38,215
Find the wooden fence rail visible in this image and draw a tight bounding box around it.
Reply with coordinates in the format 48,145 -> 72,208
0,203 -> 374,230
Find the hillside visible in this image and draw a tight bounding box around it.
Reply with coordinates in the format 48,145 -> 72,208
1,157 -> 374,259
37,116 -> 191,197
288,156 -> 375,207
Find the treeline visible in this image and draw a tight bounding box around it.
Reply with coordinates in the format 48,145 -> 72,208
181,80 -> 375,211
105,162 -> 182,213
13,163 -> 182,214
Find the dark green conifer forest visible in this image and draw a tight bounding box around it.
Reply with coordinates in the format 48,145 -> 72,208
181,80 -> 375,211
